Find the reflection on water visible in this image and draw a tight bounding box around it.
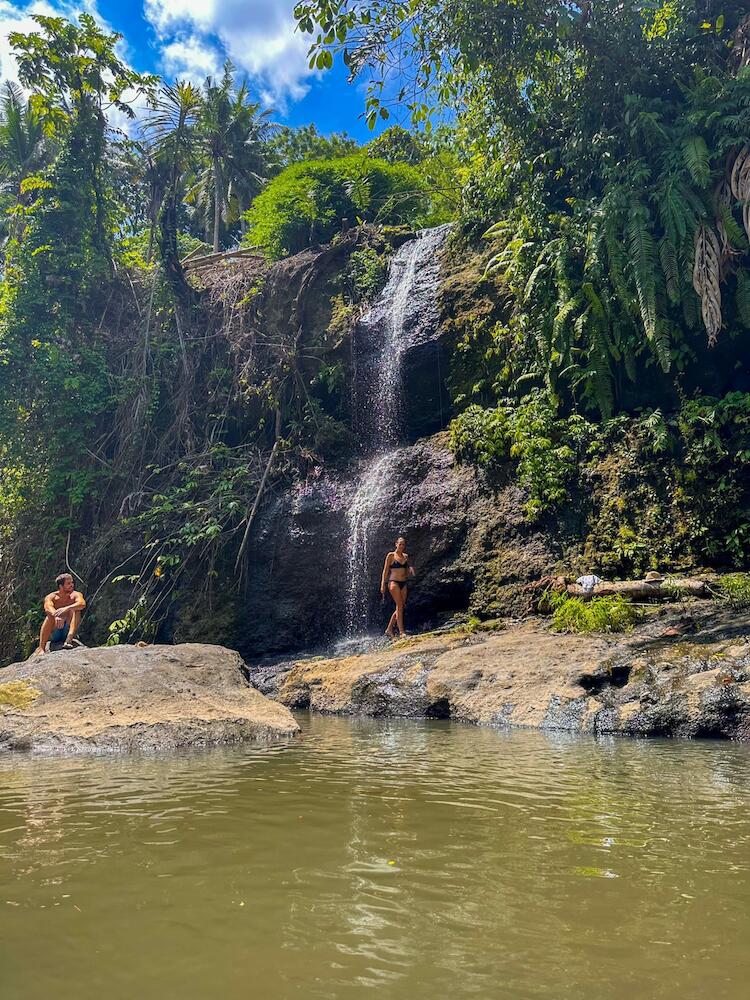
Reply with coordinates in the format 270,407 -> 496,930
1,717 -> 750,999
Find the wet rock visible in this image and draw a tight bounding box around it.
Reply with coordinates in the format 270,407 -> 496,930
240,434 -> 561,658
270,607 -> 750,740
0,644 -> 299,753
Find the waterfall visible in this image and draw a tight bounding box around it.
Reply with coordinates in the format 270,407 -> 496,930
344,225 -> 451,635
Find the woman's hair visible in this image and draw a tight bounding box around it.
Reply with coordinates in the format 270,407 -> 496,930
395,536 -> 406,546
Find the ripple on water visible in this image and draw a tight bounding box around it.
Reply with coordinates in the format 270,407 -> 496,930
1,716 -> 750,999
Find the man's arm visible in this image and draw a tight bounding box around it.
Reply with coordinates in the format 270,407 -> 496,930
43,593 -> 58,618
70,591 -> 86,612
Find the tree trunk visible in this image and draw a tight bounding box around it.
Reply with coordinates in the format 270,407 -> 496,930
526,575 -> 715,614
213,156 -> 224,254
146,217 -> 156,264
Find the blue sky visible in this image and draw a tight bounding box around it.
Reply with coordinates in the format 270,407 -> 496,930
0,0 -> 381,140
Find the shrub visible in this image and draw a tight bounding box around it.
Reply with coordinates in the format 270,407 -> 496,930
550,594 -> 640,634
450,390 -> 595,519
243,155 -> 427,258
718,573 -> 750,608
347,246 -> 390,303
449,402 -> 510,468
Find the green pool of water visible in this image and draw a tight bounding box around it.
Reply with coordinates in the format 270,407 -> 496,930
1,715 -> 749,999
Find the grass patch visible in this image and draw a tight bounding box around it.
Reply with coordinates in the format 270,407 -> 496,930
0,680 -> 41,711
718,573 -> 750,608
550,595 -> 641,635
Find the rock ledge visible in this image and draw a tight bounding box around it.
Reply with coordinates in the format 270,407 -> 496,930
266,607 -> 750,740
0,643 -> 299,753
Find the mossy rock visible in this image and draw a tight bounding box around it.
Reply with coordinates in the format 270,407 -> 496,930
0,680 -> 41,711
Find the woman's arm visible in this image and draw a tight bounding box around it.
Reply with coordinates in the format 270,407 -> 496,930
381,554 -> 393,594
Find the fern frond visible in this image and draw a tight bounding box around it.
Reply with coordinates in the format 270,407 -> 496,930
588,324 -> 614,419
581,282 -> 606,321
553,294 -> 582,343
524,262 -> 548,302
626,206 -> 658,339
658,239 -> 681,303
650,321 -> 673,373
717,199 -> 748,250
604,221 -> 638,319
682,136 -> 711,188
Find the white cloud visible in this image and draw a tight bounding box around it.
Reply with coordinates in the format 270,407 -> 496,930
0,0 -> 72,89
160,33 -> 222,80
143,0 -> 314,105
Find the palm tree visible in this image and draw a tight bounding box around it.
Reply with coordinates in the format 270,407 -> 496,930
144,80 -> 202,292
138,143 -> 171,264
191,62 -> 274,252
0,81 -> 51,239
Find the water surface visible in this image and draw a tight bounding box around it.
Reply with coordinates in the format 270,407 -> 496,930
1,716 -> 749,999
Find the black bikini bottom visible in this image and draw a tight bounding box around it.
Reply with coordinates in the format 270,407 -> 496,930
390,580 -> 408,590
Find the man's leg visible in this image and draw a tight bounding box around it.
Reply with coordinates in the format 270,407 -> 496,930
64,613 -> 80,644
36,616 -> 54,655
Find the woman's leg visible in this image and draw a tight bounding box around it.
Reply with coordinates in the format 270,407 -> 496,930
389,582 -> 407,635
386,582 -> 399,636
385,607 -> 397,637
400,586 -> 409,634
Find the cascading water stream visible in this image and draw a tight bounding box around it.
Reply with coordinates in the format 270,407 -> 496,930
345,225 -> 451,635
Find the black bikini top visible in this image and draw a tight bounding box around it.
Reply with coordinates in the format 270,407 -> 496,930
391,557 -> 409,569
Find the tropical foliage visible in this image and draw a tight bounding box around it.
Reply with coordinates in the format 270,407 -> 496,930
295,2 -> 750,412
243,154 -> 427,257
550,594 -> 641,634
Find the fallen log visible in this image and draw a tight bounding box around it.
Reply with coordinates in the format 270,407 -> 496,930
183,248 -> 264,271
525,575 -> 714,613
567,578 -> 710,600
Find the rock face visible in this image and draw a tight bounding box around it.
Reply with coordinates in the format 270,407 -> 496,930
267,607 -> 750,739
241,435 -> 563,657
0,643 -> 300,753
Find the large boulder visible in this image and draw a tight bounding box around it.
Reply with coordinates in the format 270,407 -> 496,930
268,606 -> 750,739
0,643 -> 299,753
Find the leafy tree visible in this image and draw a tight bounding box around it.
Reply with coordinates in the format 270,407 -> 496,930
0,15 -> 154,529
367,125 -> 424,165
269,123 -> 359,168
10,12 -> 154,130
243,153 -> 426,257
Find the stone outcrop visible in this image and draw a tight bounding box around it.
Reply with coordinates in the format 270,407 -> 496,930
0,643 -> 299,753
264,606 -> 750,739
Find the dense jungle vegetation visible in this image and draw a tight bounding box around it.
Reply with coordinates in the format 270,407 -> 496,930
1,4 -> 750,661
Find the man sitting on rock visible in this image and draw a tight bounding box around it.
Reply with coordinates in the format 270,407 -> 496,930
35,573 -> 86,654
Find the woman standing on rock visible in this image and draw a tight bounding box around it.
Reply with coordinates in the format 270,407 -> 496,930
381,537 -> 416,639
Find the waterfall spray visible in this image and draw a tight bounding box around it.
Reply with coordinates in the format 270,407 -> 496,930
345,226 -> 451,635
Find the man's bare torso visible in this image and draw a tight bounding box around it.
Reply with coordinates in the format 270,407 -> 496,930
46,591 -> 83,621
